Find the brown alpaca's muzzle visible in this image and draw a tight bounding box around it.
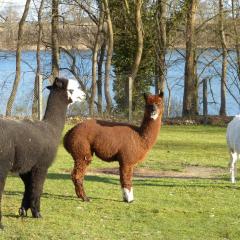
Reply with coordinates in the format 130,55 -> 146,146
150,104 -> 159,120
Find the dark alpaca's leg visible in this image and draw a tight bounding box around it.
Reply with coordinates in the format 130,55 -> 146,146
71,156 -> 91,202
19,171 -> 32,217
119,163 -> 134,203
0,175 -> 6,229
29,167 -> 48,218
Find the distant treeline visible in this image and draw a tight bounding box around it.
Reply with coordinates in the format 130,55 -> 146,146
0,19 -> 239,50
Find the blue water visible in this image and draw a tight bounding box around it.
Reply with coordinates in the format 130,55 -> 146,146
0,49 -> 239,116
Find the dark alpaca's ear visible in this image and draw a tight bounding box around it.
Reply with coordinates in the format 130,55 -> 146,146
55,77 -> 63,88
159,91 -> 164,98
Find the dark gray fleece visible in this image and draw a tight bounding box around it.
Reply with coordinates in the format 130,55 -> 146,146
0,77 -> 71,228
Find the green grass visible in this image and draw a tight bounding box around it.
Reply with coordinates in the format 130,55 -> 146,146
1,124 -> 238,240
143,125 -> 229,171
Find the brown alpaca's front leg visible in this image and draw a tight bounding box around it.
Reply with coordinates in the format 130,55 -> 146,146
119,164 -> 134,203
71,159 -> 91,202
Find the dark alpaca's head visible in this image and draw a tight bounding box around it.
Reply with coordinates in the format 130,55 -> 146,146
47,77 -> 86,104
144,92 -> 164,120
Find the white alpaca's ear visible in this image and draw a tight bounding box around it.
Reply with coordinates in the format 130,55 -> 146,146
122,188 -> 134,203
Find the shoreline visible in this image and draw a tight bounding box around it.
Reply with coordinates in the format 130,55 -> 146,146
0,46 -> 238,52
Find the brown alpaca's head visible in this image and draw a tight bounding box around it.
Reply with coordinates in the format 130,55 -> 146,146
144,92 -> 164,120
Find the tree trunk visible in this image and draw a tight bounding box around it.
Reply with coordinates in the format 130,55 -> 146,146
32,0 -> 44,119
51,0 -> 59,82
128,0 -> 144,121
97,39 -> 106,115
166,81 -> 171,118
182,0 -> 198,117
90,2 -> 104,116
231,0 -> 240,81
155,0 -> 167,94
203,78 -> 208,116
103,0 -> 113,115
219,0 -> 227,116
6,0 -> 31,116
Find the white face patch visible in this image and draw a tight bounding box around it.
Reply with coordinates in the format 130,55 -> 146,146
67,79 -> 86,104
122,188 -> 134,203
150,111 -> 159,120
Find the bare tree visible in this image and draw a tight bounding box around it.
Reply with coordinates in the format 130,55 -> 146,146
127,0 -> 144,121
103,0 -> 113,115
231,0 -> 240,80
90,1 -> 105,116
182,0 -> 198,117
155,0 -> 167,94
6,0 -> 31,116
51,0 -> 59,81
32,0 -> 45,119
219,0 -> 227,116
202,77 -> 208,117
97,39 -> 106,115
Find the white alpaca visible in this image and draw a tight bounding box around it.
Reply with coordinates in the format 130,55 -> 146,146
226,115 -> 240,183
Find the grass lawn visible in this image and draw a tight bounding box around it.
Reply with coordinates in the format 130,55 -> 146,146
1,124 -> 239,240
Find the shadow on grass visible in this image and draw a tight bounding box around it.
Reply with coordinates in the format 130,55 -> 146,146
47,172 -> 237,189
132,178 -> 240,190
47,173 -> 120,185
6,174 -> 240,198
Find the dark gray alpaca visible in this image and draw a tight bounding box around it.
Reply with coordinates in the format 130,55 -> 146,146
0,77 -> 85,229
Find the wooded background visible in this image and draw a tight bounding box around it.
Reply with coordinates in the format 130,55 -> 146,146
0,0 -> 239,120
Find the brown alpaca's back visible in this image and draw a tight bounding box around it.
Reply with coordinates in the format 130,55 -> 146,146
64,119 -> 149,164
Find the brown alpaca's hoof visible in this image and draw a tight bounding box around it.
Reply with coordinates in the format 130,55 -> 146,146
123,199 -> 134,203
0,223 -> 4,230
19,207 -> 27,217
82,196 -> 90,202
122,188 -> 134,203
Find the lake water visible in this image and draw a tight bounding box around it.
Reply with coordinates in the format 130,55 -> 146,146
0,49 -> 239,117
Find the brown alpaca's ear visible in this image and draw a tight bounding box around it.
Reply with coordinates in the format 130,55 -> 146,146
159,91 -> 164,98
143,93 -> 148,101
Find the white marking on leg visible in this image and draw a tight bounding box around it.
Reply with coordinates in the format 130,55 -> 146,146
122,188 -> 134,203
230,152 -> 238,183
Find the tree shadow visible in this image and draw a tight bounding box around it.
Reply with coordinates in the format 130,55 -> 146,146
132,178 -> 240,190
6,173 -> 239,202
46,173 -> 120,186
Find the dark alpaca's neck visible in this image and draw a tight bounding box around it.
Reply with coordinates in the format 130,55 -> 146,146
43,90 -> 68,136
140,114 -> 162,148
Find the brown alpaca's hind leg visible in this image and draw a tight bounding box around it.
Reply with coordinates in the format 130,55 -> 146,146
71,156 -> 91,202
119,164 -> 134,203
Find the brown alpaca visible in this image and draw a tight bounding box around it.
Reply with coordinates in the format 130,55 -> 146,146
64,93 -> 164,202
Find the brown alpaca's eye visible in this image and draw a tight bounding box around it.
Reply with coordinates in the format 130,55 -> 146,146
69,89 -> 74,94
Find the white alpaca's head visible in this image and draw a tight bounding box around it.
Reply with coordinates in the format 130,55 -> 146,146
67,79 -> 86,104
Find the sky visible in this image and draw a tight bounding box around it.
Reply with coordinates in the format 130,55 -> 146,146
1,0 -> 26,9
0,0 -> 39,20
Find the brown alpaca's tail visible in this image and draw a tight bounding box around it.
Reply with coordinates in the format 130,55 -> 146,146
63,127 -> 74,153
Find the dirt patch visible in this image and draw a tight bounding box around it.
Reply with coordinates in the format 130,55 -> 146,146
87,166 -> 227,179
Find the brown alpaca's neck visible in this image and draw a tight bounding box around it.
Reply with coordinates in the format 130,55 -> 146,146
140,114 -> 162,148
